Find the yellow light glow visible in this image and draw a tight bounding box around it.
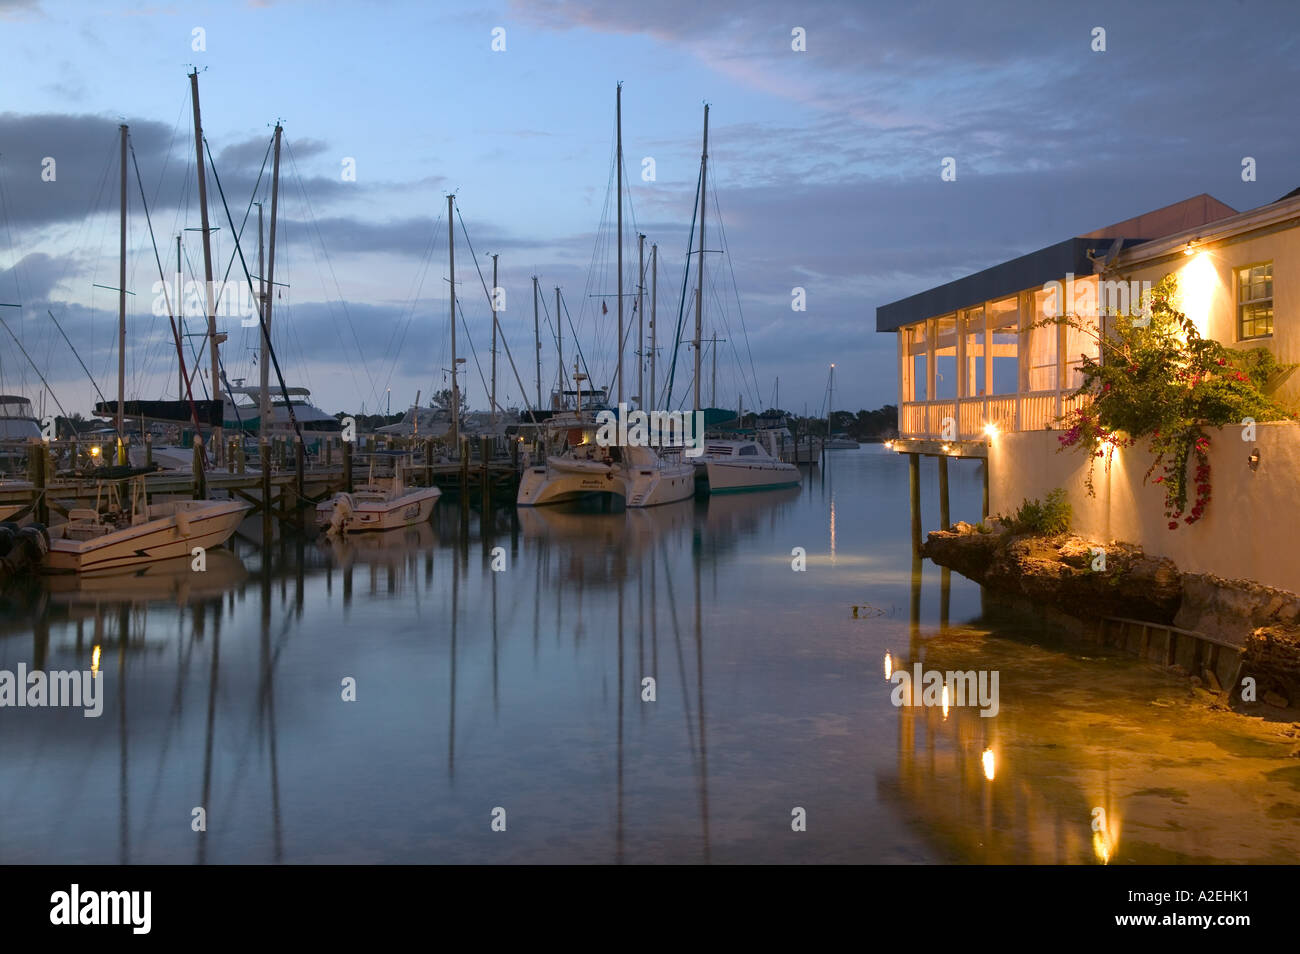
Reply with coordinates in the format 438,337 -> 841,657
983,423 -> 999,440
1177,250 -> 1218,337
940,443 -> 950,452
883,652 -> 893,680
1092,830 -> 1112,865
981,747 -> 996,781
91,644 -> 101,674
941,683 -> 950,720
90,445 -> 101,458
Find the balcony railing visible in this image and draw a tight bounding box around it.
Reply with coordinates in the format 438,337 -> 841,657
898,391 -> 1091,440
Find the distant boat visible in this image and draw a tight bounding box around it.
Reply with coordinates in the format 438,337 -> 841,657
699,438 -> 801,493
0,395 -> 42,477
826,432 -> 860,449
224,380 -> 340,434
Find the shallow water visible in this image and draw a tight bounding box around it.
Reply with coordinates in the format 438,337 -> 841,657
0,446 -> 1297,864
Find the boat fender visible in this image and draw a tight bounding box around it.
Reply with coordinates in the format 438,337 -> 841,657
174,508 -> 192,536
27,522 -> 49,549
17,525 -> 48,558
0,525 -> 13,559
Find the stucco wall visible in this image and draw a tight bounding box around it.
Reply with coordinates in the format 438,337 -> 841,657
989,422 -> 1300,593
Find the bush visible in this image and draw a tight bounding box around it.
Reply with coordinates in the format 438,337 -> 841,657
1010,488 -> 1072,535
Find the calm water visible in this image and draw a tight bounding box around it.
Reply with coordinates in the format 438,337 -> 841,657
2,446 -> 1298,864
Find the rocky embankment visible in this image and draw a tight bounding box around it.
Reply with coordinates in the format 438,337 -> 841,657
922,521 -> 1300,707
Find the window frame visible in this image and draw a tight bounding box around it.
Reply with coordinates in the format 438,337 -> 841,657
1236,260 -> 1274,341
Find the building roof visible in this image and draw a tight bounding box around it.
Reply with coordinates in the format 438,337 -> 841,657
875,193 -> 1238,332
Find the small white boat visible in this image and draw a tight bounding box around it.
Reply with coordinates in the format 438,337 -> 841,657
700,439 -> 801,493
45,497 -> 251,573
316,470 -> 441,535
826,432 -> 860,449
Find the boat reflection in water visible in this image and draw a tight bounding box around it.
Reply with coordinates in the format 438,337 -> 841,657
4,447 -> 1295,864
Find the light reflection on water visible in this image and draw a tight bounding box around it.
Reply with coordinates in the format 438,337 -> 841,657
1,446 -> 1298,863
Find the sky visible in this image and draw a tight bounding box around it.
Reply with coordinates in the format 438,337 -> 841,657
1,0 -> 1298,420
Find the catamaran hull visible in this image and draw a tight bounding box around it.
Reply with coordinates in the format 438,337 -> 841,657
705,460 -> 801,494
621,462 -> 696,507
516,466 -> 622,507
315,487 -> 441,532
44,502 -> 251,573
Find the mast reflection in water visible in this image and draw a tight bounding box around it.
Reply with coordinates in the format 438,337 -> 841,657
1,448 -> 1297,863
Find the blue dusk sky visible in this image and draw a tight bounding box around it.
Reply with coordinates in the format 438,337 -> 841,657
1,0 -> 1298,418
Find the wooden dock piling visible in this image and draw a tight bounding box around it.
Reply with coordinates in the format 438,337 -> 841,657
937,454 -> 950,531
908,452 -> 921,555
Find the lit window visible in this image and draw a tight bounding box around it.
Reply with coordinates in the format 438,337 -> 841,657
1237,262 -> 1273,340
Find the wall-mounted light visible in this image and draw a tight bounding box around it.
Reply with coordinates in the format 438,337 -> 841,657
983,422 -> 999,440
1184,238 -> 1200,256
1249,448 -> 1260,472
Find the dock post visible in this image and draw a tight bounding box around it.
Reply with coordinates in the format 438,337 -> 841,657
294,436 -> 306,530
459,435 -> 470,501
424,439 -> 433,487
981,459 -> 990,521
192,436 -> 206,500
29,442 -> 48,525
260,439 -> 272,543
937,454 -> 950,530
908,452 -> 921,555
145,432 -> 153,468
342,438 -> 353,493
324,437 -> 332,469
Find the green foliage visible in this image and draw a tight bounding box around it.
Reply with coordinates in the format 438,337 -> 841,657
1009,488 -> 1072,535
1049,273 -> 1293,527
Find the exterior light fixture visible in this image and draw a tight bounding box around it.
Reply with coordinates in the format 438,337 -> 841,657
983,423 -> 999,440
1249,448 -> 1260,472
1184,238 -> 1199,255
982,747 -> 996,781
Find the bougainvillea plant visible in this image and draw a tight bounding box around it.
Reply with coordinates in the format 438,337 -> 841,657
1045,273 -> 1291,527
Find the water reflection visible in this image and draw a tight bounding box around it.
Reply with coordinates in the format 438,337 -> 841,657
0,447 -> 1296,863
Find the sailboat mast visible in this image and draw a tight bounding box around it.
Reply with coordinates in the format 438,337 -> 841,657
637,232 -> 644,408
616,81 -> 624,407
256,201 -> 265,431
448,194 -> 459,441
555,286 -> 562,407
694,104 -> 708,414
490,252 -> 498,427
711,331 -> 717,409
263,124 -> 283,440
532,275 -> 541,410
189,70 -> 221,462
176,235 -> 183,401
117,123 -> 127,452
650,242 -> 657,410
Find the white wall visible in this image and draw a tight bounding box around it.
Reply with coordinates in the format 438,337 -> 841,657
989,423 -> 1300,593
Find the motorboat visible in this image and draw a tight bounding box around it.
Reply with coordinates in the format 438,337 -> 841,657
698,438 -> 801,493
45,480 -> 250,573
316,463 -> 440,534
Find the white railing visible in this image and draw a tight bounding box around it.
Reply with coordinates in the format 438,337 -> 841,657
899,390 -> 1091,439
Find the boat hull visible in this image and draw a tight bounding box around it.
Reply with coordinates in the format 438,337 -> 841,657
705,460 -> 801,494
45,500 -> 251,573
516,464 -> 621,507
